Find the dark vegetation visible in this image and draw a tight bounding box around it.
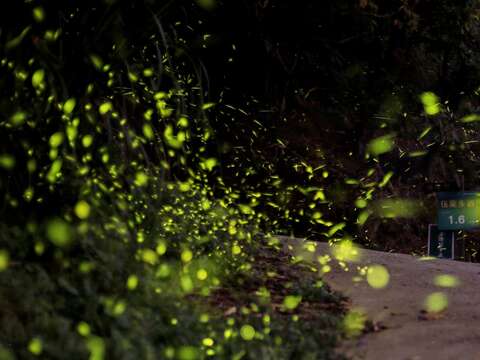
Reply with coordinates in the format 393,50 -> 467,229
1,0 -> 480,358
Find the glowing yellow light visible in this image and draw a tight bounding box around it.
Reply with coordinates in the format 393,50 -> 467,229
74,200 -> 91,219
366,265 -> 390,289
240,325 -> 255,341
424,292 -> 448,313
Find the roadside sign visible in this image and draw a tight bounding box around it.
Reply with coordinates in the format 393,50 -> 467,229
437,192 -> 480,230
428,224 -> 455,259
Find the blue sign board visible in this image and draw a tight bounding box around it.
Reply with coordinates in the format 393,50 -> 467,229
428,224 -> 455,259
437,192 -> 480,230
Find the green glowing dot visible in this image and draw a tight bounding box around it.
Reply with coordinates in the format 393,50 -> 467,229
424,292 -> 448,313
143,124 -> 154,140
0,155 -> 15,170
180,275 -> 194,292
74,201 -> 91,219
10,111 -> 26,126
34,242 -> 45,255
177,346 -> 199,360
82,135 -> 93,148
355,199 -> 367,208
197,269 -> 208,280
434,274 -> 460,288
46,159 -> 62,183
232,245 -> 242,255
343,309 -> 366,337
134,172 -> 148,186
46,218 -> 72,247
367,134 -> 395,156
181,250 -> 193,263
49,132 -> 64,148
127,275 -> 138,290
202,338 -> 214,347
240,325 -> 255,341
156,241 -> 167,255
90,54 -> 103,70
28,338 -> 42,355
32,69 -> 45,88
63,98 -> 76,114
33,7 -> 45,22
420,92 -> 441,116
0,250 -> 10,271
86,336 -> 105,360
77,322 -> 91,337
140,249 -> 158,265
367,265 -> 390,289
283,295 -> 302,310
99,102 -> 113,115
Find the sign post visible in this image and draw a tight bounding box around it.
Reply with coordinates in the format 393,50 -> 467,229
437,192 -> 480,230
430,192 -> 480,260
427,224 -> 455,259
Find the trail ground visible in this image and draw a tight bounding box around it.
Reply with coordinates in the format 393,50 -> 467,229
281,236 -> 480,360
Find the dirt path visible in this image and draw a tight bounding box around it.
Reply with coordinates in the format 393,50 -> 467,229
280,236 -> 480,360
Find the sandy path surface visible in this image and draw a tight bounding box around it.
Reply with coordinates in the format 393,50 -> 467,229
280,236 -> 480,360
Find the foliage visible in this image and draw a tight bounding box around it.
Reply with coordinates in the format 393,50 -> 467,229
0,1 -> 347,359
